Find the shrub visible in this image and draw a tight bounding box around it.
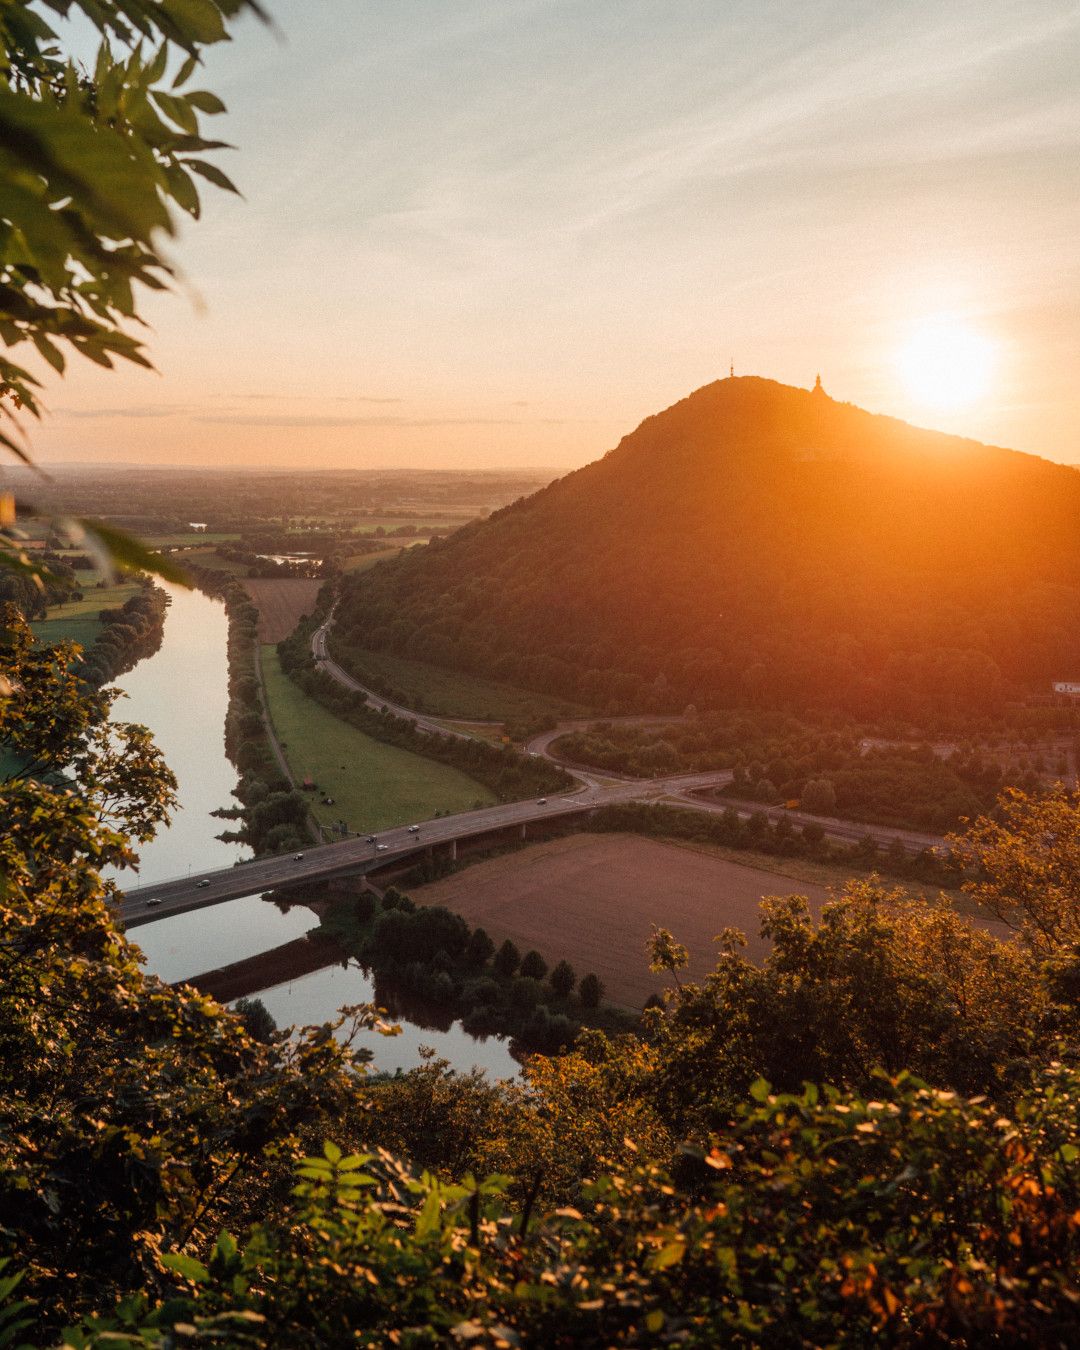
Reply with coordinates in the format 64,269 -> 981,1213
579,972 -> 604,1009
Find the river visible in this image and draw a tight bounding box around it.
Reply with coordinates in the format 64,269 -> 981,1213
112,580 -> 517,1079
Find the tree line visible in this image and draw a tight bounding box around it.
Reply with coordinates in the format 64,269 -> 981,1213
277,619 -> 573,802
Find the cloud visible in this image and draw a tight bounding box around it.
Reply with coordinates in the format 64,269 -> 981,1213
230,393 -> 404,404
194,414 -> 549,428
55,405 -> 189,420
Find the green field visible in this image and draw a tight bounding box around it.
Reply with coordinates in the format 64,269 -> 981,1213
334,645 -> 587,724
31,581 -> 141,647
343,546 -> 406,573
259,647 -> 495,834
171,546 -> 252,575
144,532 -> 240,548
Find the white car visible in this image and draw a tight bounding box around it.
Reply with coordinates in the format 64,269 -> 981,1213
537,798 -> 548,805
293,853 -> 305,860
376,843 -> 389,851
407,825 -> 420,833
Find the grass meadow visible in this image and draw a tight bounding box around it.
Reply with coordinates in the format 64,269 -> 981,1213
260,646 -> 495,834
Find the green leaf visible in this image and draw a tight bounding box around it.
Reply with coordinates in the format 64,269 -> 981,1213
652,1239 -> 685,1270
78,520 -> 191,586
160,1253 -> 209,1284
749,1077 -> 771,1102
161,0 -> 229,45
152,90 -> 199,135
414,1188 -> 442,1238
172,52 -> 200,88
184,157 -> 241,196
187,90 -> 227,115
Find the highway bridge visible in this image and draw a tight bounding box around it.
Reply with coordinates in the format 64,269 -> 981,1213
118,772 -> 732,927
120,611 -> 945,929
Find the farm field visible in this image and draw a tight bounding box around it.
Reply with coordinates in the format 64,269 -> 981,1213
259,647 -> 495,835
407,833 -> 832,1008
242,578 -> 322,642
31,581 -> 141,647
334,644 -> 586,723
344,547 -> 407,572
170,546 -> 252,576
145,532 -> 240,547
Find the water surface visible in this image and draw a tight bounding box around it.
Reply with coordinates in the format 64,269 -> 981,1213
112,582 -> 516,1077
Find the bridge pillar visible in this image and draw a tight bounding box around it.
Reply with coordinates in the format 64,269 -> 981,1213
448,839 -> 457,861
520,823 -> 527,840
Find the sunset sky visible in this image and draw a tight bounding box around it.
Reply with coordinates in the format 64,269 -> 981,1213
31,0 -> 1080,470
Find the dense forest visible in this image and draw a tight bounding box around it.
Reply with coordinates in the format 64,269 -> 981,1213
336,378 -> 1080,720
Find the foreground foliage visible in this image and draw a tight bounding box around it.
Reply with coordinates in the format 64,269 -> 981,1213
4,613 -> 1080,1345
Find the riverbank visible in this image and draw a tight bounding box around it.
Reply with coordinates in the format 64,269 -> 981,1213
260,645 -> 496,835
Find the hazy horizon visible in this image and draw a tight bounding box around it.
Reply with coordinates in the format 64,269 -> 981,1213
19,0 -> 1080,471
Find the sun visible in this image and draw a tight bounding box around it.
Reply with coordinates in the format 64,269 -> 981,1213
896,316 -> 996,413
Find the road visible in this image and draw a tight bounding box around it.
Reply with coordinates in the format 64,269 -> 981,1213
119,771 -> 726,926
119,616 -> 945,927
311,616 -> 479,742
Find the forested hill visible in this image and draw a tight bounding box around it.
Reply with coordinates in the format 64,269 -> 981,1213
336,377 -> 1080,718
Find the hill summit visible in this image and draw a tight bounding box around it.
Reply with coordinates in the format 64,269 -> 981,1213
336,377 -> 1080,719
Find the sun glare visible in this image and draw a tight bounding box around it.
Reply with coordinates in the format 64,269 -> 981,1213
897,316 -> 996,414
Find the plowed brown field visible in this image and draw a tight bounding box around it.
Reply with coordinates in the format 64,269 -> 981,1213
242,578 -> 322,642
410,833 -> 831,1008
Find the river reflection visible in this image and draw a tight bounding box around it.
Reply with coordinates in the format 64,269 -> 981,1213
113,582 -> 517,1078
132,895 -> 518,1078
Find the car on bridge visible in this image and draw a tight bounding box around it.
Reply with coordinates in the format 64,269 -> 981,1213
196,879 -> 210,888
146,897 -> 162,906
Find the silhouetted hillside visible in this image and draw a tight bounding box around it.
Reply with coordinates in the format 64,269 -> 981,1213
336,378 -> 1080,718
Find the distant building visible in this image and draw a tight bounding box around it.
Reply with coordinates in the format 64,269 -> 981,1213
1052,681 -> 1080,700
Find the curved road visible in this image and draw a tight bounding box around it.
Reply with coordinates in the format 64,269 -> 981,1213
120,615 -> 944,927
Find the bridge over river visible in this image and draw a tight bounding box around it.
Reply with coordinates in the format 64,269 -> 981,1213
118,772 -> 735,928
118,766 -> 945,930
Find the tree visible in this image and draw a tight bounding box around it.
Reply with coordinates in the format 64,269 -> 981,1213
578,972 -> 604,1009
0,606 -> 175,846
234,995 -> 277,1043
467,926 -> 496,967
648,925 -> 688,991
520,949 -> 548,980
801,777 -> 837,814
0,616 -> 380,1331
949,785 -> 1080,956
493,939 -> 521,978
1,0 -> 264,578
550,959 -> 576,997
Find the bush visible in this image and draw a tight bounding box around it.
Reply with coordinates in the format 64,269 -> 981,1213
579,972 -> 604,1009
